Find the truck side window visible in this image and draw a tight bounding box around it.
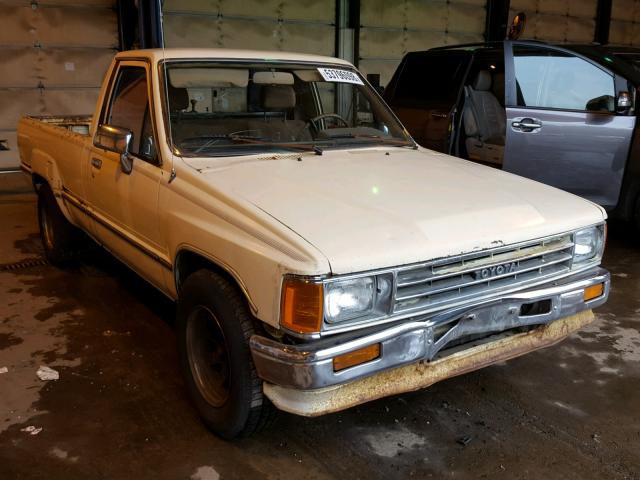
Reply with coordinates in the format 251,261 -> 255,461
107,66 -> 155,160
513,46 -> 615,112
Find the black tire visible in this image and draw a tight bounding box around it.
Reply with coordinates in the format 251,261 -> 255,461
177,269 -> 276,439
37,183 -> 82,266
633,194 -> 640,235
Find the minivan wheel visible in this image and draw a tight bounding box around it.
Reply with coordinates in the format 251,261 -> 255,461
177,269 -> 276,439
37,184 -> 81,266
632,194 -> 640,236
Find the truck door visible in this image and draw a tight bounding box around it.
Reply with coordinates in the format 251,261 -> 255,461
503,42 -> 635,209
85,60 -> 168,290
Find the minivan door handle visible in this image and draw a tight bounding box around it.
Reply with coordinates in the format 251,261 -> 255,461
512,118 -> 542,132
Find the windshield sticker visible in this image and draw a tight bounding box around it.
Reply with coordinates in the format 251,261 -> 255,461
317,68 -> 364,85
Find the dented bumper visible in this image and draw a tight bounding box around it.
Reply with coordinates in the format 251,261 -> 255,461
250,268 -> 609,416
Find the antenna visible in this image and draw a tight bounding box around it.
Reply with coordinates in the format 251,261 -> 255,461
158,0 -> 177,182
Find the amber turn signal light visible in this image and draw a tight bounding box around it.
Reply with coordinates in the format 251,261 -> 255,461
333,344 -> 381,372
281,279 -> 323,334
584,283 -> 604,302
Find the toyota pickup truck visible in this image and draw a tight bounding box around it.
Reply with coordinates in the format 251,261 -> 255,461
17,49 -> 610,439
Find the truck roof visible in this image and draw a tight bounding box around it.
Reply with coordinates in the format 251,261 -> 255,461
115,48 -> 353,67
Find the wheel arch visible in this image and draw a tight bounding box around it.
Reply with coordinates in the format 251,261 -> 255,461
174,248 -> 259,315
32,172 -> 47,191
612,174 -> 640,222
31,172 -> 78,226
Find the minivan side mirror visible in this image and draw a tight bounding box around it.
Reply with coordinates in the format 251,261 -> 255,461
586,95 -> 615,113
94,124 -> 134,174
617,91 -> 632,113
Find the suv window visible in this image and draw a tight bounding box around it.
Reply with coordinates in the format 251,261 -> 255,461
389,52 -> 469,105
107,66 -> 154,159
513,45 -> 615,111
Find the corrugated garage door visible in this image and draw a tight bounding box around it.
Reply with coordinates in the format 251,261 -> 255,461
358,0 -> 487,87
509,0 -> 597,43
610,0 -> 640,45
162,0 -> 335,56
0,0 -> 118,170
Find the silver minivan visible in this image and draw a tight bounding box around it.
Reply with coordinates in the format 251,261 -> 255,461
384,41 -> 640,228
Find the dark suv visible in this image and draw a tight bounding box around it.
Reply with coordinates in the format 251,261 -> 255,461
384,41 -> 640,226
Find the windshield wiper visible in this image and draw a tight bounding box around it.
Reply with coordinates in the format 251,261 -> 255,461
185,133 -> 264,154
185,133 -> 321,155
324,133 -> 417,149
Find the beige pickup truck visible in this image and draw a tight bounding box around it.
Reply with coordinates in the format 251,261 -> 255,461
18,49 -> 610,439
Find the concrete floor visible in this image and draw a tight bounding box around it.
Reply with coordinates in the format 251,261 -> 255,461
0,172 -> 639,480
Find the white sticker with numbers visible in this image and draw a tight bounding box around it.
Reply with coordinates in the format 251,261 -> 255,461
317,68 -> 364,85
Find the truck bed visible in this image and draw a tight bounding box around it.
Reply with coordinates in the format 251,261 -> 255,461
17,115 -> 93,176
24,115 -> 92,136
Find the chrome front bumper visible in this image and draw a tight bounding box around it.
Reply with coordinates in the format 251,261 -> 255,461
250,268 -> 609,391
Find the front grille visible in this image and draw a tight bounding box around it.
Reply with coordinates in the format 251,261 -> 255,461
393,234 -> 574,314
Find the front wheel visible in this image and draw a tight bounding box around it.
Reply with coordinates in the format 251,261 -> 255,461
177,269 -> 275,438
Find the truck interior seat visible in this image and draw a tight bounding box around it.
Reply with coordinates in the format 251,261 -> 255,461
248,85 -> 311,142
167,84 -> 312,146
463,70 -> 506,166
168,83 -> 190,112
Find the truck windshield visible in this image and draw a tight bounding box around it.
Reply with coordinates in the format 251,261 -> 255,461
161,61 -> 414,157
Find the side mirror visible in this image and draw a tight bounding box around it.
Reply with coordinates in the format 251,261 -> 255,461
94,124 -> 134,174
586,95 -> 615,112
617,91 -> 632,113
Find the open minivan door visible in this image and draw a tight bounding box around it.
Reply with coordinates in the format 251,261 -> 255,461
502,41 -> 635,210
383,50 -> 472,153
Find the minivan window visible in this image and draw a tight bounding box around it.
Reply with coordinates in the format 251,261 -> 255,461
513,46 -> 615,111
391,53 -> 468,105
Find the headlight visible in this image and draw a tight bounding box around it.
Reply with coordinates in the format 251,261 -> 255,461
325,274 -> 393,323
574,225 -> 605,264
280,273 -> 394,333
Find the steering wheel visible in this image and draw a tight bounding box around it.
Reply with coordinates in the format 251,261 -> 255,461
306,113 -> 349,132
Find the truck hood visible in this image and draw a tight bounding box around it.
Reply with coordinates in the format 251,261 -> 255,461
192,148 -> 605,274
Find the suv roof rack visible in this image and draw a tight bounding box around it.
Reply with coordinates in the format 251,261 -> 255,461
428,39 -> 551,51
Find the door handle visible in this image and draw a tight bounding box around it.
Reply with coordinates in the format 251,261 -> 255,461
91,158 -> 102,169
512,118 -> 542,132
431,111 -> 448,119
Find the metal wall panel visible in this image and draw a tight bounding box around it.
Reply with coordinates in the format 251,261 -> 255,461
359,0 -> 487,86
0,48 -> 114,88
163,0 -> 335,56
509,0 -> 597,43
610,0 -> 640,45
0,1 -> 117,169
0,4 -> 117,47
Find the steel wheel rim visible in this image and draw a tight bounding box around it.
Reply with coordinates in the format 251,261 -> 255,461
186,305 -> 230,408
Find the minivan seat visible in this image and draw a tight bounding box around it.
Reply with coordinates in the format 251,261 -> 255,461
463,70 -> 505,165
